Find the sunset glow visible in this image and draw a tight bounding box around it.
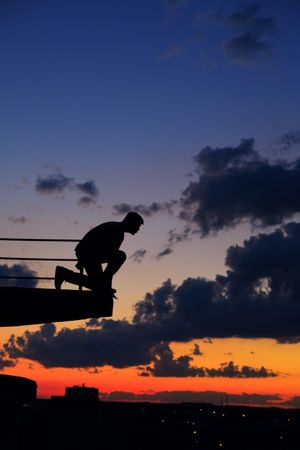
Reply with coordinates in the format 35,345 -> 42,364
1,0 -> 300,409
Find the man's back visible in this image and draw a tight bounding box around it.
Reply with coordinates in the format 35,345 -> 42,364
76,221 -> 124,261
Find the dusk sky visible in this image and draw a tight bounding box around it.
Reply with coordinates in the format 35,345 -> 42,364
1,0 -> 300,407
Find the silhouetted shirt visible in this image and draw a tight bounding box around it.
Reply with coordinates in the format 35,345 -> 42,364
75,221 -> 124,262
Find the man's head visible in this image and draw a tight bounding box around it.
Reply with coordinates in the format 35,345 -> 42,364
122,212 -> 144,235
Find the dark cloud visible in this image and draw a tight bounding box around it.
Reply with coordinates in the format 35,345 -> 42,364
139,342 -> 206,377
2,222 -> 300,368
8,216 -> 28,225
3,321 -> 157,369
156,227 -> 193,259
113,201 -> 177,217
167,227 -> 193,245
223,3 -> 277,65
192,343 -> 202,355
100,390 -> 282,406
36,173 -> 74,195
276,337 -> 300,344
135,222 -> 300,342
192,138 -> 259,175
130,250 -> 147,263
273,131 -> 300,153
77,196 -> 97,207
0,350 -> 16,370
281,396 -> 300,408
76,181 -> 99,197
222,31 -> 272,65
219,221 -> 300,311
205,361 -> 277,378
225,2 -> 276,33
139,343 -> 276,378
180,139 -> 300,236
104,391 -> 137,401
156,247 -> 173,260
0,264 -> 38,288
199,2 -> 276,66
2,319 -> 277,377
35,173 -> 99,206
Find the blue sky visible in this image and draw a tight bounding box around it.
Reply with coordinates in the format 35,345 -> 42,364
1,0 -> 299,289
1,0 -> 300,402
1,0 -> 300,288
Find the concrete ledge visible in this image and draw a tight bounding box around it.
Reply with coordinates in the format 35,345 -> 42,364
0,287 -> 114,326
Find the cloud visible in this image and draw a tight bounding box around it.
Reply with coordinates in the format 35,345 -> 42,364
224,2 -> 276,36
205,361 -> 277,378
156,247 -> 174,260
199,2 -> 277,66
36,173 -> 74,195
167,227 -> 194,245
2,222 -> 300,368
1,320 -> 277,378
77,196 -> 97,207
139,342 -> 205,377
8,216 -> 28,225
76,181 -> 99,197
139,343 -> 276,378
134,222 -> 300,342
222,3 -> 276,65
281,396 -> 300,408
273,131 -> 300,153
222,31 -> 272,65
2,321 -> 157,368
191,138 -> 260,175
155,226 -> 193,259
0,264 -> 38,288
113,201 -> 177,217
180,138 -> 300,236
159,1 -> 279,69
35,172 -> 99,206
130,249 -> 147,263
0,350 -> 16,370
100,390 -> 282,406
192,343 -> 202,355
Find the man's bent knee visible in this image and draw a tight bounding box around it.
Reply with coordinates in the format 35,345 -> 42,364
116,250 -> 126,264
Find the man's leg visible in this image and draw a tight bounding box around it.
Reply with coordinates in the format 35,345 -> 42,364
55,251 -> 126,291
55,261 -> 102,290
83,260 -> 104,291
102,250 -> 126,288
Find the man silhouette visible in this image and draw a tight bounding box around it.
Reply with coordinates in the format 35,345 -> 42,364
54,212 -> 144,292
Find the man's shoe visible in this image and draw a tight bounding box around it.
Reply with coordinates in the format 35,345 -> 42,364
55,266 -> 67,290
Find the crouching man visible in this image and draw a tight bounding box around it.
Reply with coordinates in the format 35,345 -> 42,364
54,212 -> 144,292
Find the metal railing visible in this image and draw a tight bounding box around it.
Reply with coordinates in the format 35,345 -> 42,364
0,237 -> 81,288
